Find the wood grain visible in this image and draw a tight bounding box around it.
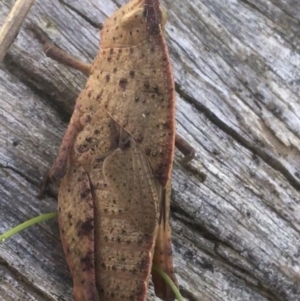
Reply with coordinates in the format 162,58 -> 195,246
0,0 -> 36,62
1,0 -> 300,300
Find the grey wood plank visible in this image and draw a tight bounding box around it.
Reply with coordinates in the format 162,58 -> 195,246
1,0 -> 300,300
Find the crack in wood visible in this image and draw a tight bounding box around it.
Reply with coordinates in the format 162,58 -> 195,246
175,82 -> 300,192
0,162 -> 40,187
57,0 -> 103,29
0,261 -> 58,301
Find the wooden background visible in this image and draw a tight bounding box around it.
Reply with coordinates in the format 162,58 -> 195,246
1,0 -> 300,300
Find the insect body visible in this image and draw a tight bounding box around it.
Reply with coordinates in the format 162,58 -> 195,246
30,0 -> 197,300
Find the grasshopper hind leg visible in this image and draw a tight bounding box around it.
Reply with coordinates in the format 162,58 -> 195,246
152,181 -> 178,301
27,24 -> 91,76
58,159 -> 99,301
175,133 -> 206,182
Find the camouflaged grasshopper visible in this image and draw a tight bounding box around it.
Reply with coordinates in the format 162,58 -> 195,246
30,0 -> 197,300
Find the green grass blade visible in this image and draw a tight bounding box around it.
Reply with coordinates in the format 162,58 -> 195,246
0,212 -> 58,243
0,212 -> 182,300
152,264 -> 184,301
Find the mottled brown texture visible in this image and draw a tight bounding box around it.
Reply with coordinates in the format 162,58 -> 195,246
93,0 -> 175,187
58,105 -> 162,301
39,1 -> 178,300
58,161 -> 98,301
94,138 -> 161,301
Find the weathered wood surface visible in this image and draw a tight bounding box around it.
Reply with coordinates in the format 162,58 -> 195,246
1,0 -> 300,300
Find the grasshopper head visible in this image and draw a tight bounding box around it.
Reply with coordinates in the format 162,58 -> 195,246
100,0 -> 167,48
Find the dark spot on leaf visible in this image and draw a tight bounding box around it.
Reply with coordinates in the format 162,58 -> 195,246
119,78 -> 128,89
80,251 -> 94,271
80,188 -> 90,199
85,115 -> 92,123
96,90 -> 103,101
77,218 -> 94,237
144,81 -> 150,89
153,85 -> 160,94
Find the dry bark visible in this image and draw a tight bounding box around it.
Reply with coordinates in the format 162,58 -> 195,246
1,0 -> 300,301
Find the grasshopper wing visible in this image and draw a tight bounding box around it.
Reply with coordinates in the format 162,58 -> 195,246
152,180 -> 179,301
58,159 -> 99,301
93,137 -> 161,301
103,138 -> 161,233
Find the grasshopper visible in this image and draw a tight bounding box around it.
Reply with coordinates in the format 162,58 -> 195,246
30,0 -> 197,300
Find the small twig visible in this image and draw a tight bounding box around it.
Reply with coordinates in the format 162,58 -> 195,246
0,0 -> 36,63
